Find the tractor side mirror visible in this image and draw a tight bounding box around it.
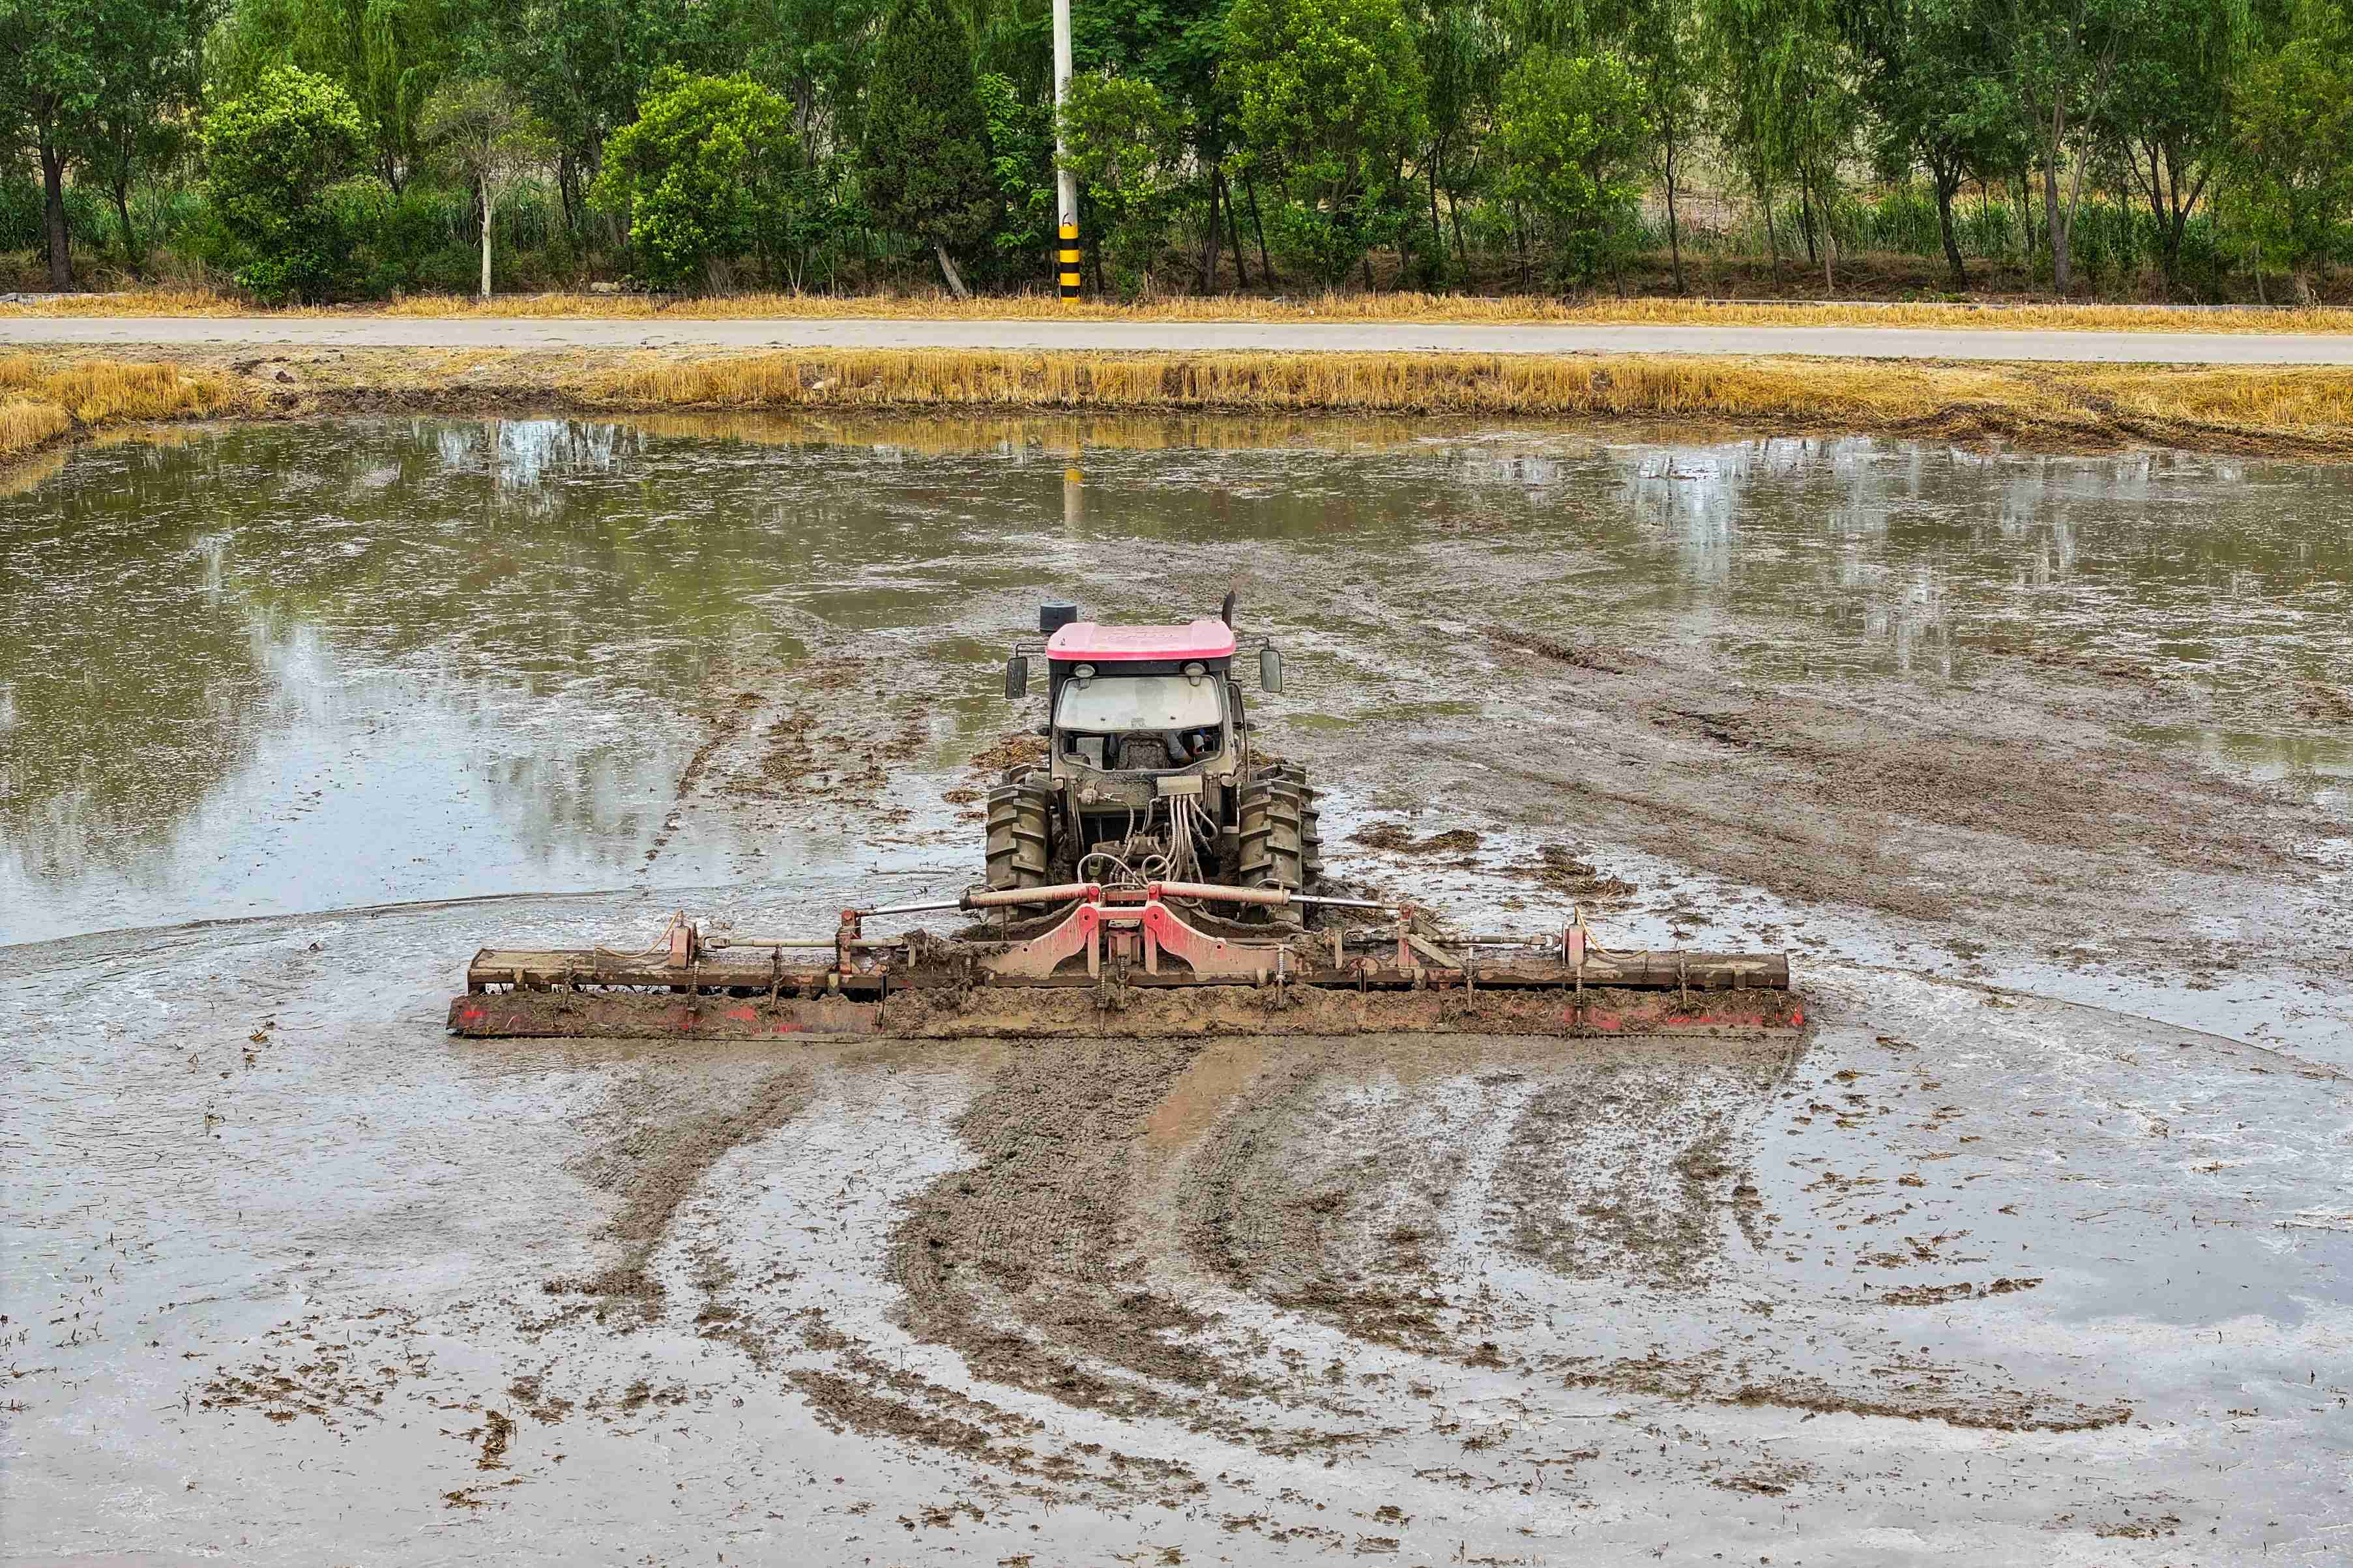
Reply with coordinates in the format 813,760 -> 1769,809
1259,646 -> 1283,694
1004,654 -> 1029,699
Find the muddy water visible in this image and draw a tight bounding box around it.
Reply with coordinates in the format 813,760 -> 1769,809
4,416 -> 2350,1564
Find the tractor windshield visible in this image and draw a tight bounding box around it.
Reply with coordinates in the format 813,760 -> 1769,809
1055,673 -> 1223,733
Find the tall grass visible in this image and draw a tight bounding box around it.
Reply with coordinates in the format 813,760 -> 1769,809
0,399 -> 72,459
585,347 -> 2353,450
8,346 -> 2349,482
0,354 -> 239,463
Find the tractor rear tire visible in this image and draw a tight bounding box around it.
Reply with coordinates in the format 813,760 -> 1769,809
985,774 -> 1053,897
1238,766 -> 1316,895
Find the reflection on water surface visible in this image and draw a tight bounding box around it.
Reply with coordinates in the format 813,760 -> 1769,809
2,415 -> 2345,943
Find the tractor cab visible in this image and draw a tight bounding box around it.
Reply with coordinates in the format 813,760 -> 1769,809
1003,600 -> 1282,787
1045,618 -> 1238,774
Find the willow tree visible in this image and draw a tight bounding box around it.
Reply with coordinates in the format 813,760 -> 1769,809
1704,0 -> 1858,288
214,0 -> 465,191
1618,0 -> 1706,292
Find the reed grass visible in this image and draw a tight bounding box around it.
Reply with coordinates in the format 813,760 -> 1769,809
0,399 -> 72,461
8,285 -> 2353,336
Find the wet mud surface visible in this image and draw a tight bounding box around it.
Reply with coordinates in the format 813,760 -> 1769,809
4,417 -> 2350,1563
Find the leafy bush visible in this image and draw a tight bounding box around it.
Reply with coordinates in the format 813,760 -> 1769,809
201,66 -> 370,302
589,72 -> 801,291
1062,73 -> 1190,296
1229,0 -> 1429,285
1494,48 -> 1647,285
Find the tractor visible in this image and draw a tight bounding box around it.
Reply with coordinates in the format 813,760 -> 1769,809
987,596 -> 1321,909
448,596 -> 1802,1043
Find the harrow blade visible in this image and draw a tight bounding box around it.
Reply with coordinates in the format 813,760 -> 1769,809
446,982 -> 1802,1041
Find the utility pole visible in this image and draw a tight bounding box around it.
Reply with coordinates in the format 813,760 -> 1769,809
1053,0 -> 1080,300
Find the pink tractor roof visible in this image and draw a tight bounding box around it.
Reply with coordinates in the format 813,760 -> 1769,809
1046,618 -> 1237,663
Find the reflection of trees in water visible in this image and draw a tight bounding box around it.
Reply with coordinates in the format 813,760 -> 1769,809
0,443 -> 274,882
431,418 -> 637,510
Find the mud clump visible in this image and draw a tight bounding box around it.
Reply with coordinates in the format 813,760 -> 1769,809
551,1066 -> 814,1314
1556,1351 -> 2131,1434
1489,626 -> 1633,673
965,729 -> 1049,779
197,1307 -> 427,1429
1878,1277 -> 2043,1307
475,1409 -> 514,1469
1501,843 -> 1638,904
1351,822 -> 1483,856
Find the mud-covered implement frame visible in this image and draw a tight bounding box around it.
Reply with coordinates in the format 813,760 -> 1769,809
447,882 -> 1800,1041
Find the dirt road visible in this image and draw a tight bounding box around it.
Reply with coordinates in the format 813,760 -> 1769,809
12,311 -> 2353,362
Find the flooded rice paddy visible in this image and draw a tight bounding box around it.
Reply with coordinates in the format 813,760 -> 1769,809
3,416 -> 2349,1564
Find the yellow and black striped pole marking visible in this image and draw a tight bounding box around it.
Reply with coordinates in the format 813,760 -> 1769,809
1058,222 -> 1082,301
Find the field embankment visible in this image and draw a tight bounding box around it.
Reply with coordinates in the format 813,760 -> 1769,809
7,343 -> 2353,478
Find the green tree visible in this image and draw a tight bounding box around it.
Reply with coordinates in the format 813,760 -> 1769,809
587,72 -> 800,291
860,0 -> 997,297
459,0 -> 738,229
1980,0 -> 2127,294
1409,0 -> 1502,280
1617,0 -> 1706,291
420,77 -> 556,297
1062,70 -> 1190,293
976,70 -> 1056,281
1075,0 -> 1238,290
0,0 -> 210,287
1705,0 -> 1859,289
77,0 -> 213,269
1838,0 -> 2023,287
2228,0 -> 2353,302
2096,0 -> 2247,291
202,64 -> 372,302
1227,0 -> 1429,285
214,0 -> 464,192
1494,44 -> 1649,285
0,0 -> 99,287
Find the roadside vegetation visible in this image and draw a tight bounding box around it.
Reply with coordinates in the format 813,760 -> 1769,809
4,0 -> 2352,308
9,287 -> 2353,335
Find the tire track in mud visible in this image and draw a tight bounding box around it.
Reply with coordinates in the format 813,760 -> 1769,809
550,1064 -> 817,1313
675,1062 -> 1226,1509
1162,1031 -> 2133,1435
1427,628 -> 2346,981
886,1038 -> 1339,1441
1492,1056 -> 1794,1291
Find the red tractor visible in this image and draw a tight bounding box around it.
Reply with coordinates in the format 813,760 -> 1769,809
989,596 -> 1321,908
